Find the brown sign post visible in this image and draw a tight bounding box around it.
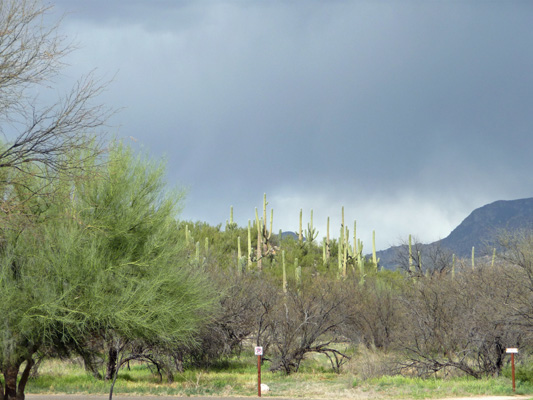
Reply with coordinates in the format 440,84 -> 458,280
506,348 -> 518,392
255,346 -> 263,397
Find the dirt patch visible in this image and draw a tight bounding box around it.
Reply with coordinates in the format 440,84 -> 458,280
25,395 -> 533,400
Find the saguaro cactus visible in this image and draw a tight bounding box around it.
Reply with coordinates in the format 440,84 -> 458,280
343,225 -> 348,277
372,230 -> 378,269
226,205 -> 237,230
254,194 -> 274,271
306,209 -> 318,244
237,236 -> 242,275
255,208 -> 263,270
338,224 -> 344,277
357,239 -> 365,280
337,207 -> 347,278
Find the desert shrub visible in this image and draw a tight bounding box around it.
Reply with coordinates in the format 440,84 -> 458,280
171,270 -> 269,370
267,277 -> 351,374
396,264 -> 522,378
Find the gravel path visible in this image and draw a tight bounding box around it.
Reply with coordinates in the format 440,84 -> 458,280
26,396 -> 298,400
25,395 -> 531,400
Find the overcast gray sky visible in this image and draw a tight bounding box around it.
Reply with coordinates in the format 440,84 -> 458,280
49,0 -> 533,250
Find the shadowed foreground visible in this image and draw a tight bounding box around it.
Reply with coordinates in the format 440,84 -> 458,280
24,395 -> 529,400
26,396 -> 299,400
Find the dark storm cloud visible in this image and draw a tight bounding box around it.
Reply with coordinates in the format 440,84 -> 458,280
49,1 -> 533,249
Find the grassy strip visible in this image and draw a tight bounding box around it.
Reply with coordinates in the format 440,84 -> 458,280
25,356 -> 533,399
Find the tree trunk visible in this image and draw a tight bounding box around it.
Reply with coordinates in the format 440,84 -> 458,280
16,358 -> 34,400
105,347 -> 118,381
3,363 -> 22,400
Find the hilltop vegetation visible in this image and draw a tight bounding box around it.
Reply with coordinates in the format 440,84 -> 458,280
174,200 -> 533,382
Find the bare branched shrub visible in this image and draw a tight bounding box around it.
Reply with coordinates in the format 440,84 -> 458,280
397,264 -> 522,378
0,0 -> 111,190
171,271 -> 271,370
395,237 -> 455,277
267,278 -> 351,374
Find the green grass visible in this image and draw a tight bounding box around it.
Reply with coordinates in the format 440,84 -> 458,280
25,354 -> 533,399
362,375 -> 532,399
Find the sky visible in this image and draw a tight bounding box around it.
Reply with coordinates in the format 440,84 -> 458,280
46,0 -> 533,251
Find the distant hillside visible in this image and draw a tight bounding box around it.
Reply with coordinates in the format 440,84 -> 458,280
438,198 -> 533,256
376,197 -> 533,269
281,231 -> 300,240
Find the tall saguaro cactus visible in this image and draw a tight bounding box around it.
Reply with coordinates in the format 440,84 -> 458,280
357,239 -> 365,284
338,223 -> 344,277
306,209 -> 318,244
255,208 -> 263,270
372,230 -> 378,269
338,206 -> 348,278
254,193 -> 274,271
226,205 -> 237,230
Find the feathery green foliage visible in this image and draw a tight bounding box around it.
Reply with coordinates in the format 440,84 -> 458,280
0,143 -> 216,400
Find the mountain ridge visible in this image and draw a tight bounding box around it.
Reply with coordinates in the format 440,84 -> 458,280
376,197 -> 533,269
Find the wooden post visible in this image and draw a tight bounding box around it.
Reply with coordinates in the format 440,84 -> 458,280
255,346 -> 263,397
506,348 -> 518,393
258,353 -> 261,397
512,353 -> 516,392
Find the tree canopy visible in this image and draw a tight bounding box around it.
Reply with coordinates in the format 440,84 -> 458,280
0,143 -> 217,400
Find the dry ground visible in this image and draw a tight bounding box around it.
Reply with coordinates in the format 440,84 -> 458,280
25,395 -> 532,400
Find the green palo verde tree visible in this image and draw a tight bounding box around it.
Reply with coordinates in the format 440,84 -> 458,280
0,143 -> 216,400
69,143 -> 217,399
